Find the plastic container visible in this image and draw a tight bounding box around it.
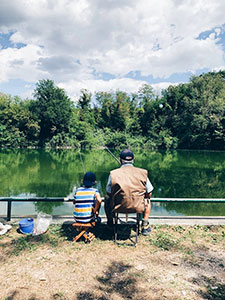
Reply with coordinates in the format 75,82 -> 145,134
32,213 -> 52,236
19,218 -> 34,234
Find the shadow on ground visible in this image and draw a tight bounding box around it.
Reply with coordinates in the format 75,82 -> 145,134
192,275 -> 225,300
3,261 -> 145,300
60,221 -> 136,243
76,260 -> 146,300
3,290 -> 38,300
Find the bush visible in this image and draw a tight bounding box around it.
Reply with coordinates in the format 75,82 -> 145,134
46,133 -> 80,148
104,130 -> 128,149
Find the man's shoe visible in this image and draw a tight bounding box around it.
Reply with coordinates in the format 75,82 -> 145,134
141,223 -> 151,236
94,216 -> 101,224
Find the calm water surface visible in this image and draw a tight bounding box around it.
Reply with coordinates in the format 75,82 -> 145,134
0,149 -> 225,217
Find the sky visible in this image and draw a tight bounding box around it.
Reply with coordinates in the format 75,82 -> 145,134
0,0 -> 225,101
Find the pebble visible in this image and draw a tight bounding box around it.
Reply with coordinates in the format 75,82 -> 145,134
39,277 -> 47,281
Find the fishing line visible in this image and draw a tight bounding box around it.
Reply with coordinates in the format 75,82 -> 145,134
79,151 -> 86,174
94,132 -> 120,165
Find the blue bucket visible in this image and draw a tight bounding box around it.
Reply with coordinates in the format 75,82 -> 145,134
19,218 -> 34,234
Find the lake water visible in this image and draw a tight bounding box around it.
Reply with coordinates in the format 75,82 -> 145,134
0,149 -> 225,217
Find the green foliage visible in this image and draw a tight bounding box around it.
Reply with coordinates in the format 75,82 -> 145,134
8,227 -> 61,256
149,231 -> 180,250
10,236 -> 37,256
104,128 -> 128,149
0,72 -> 224,150
0,94 -> 40,147
77,89 -> 96,126
46,133 -> 79,148
137,83 -> 156,105
96,90 -> 131,131
162,71 -> 225,149
33,79 -> 73,146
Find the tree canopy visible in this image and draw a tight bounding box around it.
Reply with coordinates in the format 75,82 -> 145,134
33,79 -> 73,146
0,71 -> 224,150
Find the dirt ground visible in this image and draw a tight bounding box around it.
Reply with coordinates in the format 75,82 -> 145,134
0,222 -> 225,300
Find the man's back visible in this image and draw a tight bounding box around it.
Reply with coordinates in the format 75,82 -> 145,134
110,165 -> 148,213
104,149 -> 153,235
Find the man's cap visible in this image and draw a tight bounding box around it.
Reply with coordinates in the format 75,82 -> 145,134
119,149 -> 134,161
83,172 -> 96,187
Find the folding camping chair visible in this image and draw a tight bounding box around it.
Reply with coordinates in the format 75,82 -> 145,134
72,221 -> 95,243
113,213 -> 141,247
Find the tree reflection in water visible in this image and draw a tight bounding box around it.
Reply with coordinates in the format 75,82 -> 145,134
0,149 -> 224,215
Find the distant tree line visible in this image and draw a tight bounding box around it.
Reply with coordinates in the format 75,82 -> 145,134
0,71 -> 225,150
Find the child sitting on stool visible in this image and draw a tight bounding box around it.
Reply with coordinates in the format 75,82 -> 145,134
73,172 -> 102,223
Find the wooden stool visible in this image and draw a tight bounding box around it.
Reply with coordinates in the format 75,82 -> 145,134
72,221 -> 95,243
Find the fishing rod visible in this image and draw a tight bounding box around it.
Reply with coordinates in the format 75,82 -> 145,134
94,132 -> 121,165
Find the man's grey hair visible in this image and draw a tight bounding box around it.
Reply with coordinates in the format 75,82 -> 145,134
120,159 -> 134,165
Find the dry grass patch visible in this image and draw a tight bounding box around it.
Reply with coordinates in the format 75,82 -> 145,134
0,223 -> 224,300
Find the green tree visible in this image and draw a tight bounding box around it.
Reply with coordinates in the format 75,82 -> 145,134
95,91 -> 114,129
77,89 -> 96,126
163,71 -> 225,149
111,91 -> 130,131
0,93 -> 39,147
0,71 -> 224,150
188,71 -> 225,149
33,79 -> 72,146
96,90 -> 131,131
126,92 -> 142,136
137,83 -> 156,106
137,84 -> 157,136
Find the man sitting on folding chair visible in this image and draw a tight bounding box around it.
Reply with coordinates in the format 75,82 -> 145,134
104,149 -> 153,236
73,172 -> 102,242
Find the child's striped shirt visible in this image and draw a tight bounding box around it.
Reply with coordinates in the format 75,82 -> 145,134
73,187 -> 100,223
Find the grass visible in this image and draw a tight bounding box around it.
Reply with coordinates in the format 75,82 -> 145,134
10,236 -> 37,256
0,223 -> 225,300
1,225 -> 63,256
149,231 -> 181,250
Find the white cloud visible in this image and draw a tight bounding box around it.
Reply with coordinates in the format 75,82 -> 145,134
140,36 -> 224,78
0,0 -> 225,97
213,65 -> 225,72
151,82 -> 178,96
58,78 -> 147,100
58,77 -> 180,101
0,45 -> 46,82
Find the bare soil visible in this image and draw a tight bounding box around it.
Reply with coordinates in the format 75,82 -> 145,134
0,222 -> 225,300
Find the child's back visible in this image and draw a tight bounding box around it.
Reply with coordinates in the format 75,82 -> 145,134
73,186 -> 100,223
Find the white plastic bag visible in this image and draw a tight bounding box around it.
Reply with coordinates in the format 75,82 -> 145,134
33,213 -> 52,236
0,222 -> 12,235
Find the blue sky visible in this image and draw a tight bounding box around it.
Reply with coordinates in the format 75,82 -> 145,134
0,0 -> 225,101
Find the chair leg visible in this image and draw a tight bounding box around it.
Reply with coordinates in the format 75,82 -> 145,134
89,233 -> 95,241
73,229 -> 86,242
114,213 -> 118,244
136,213 -> 141,245
84,232 -> 95,243
114,213 -> 140,246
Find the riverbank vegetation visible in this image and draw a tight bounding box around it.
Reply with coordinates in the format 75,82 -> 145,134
0,71 -> 225,150
0,224 -> 225,299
